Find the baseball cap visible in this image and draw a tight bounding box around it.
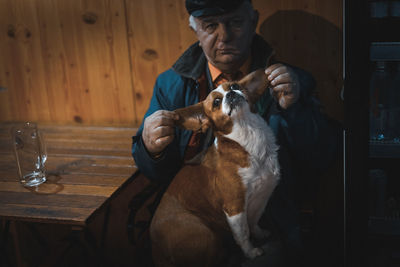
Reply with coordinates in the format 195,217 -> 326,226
185,0 -> 251,17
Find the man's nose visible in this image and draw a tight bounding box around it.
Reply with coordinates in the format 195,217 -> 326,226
217,23 -> 233,43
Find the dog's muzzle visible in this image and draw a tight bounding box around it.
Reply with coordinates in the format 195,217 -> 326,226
226,90 -> 245,116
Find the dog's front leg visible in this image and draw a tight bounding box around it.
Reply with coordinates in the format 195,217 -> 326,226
225,211 -> 263,259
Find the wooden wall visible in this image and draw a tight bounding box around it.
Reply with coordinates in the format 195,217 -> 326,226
0,0 -> 343,126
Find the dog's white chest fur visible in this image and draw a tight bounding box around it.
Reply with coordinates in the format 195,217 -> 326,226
221,110 -> 280,259
224,109 -> 280,194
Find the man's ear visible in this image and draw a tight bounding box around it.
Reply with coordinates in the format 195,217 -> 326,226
238,69 -> 269,104
174,102 -> 211,133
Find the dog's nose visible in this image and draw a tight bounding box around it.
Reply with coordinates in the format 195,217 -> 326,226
229,83 -> 240,91
226,90 -> 242,106
226,90 -> 236,101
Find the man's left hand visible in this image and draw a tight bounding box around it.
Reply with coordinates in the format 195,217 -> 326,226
265,63 -> 300,109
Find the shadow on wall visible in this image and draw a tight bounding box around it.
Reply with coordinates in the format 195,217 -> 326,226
259,10 -> 343,122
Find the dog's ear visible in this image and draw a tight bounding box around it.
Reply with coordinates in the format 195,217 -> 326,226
174,102 -> 211,133
238,69 -> 269,104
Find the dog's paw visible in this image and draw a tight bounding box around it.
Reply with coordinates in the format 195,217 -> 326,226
245,247 -> 264,259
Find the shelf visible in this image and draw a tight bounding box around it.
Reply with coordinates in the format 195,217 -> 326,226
370,142 -> 400,158
370,42 -> 400,61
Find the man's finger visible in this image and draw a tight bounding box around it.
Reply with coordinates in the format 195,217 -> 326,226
271,83 -> 294,94
154,125 -> 175,138
154,135 -> 174,147
155,110 -> 179,120
270,73 -> 291,86
157,116 -> 178,127
265,63 -> 284,77
147,111 -> 179,128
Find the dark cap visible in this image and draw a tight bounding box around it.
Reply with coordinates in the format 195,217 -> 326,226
185,0 -> 250,17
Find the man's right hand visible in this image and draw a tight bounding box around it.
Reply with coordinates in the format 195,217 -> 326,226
142,110 -> 179,157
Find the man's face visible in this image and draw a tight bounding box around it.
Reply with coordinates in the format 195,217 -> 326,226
193,4 -> 258,73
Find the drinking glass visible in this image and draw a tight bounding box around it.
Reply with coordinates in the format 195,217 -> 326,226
11,122 -> 47,187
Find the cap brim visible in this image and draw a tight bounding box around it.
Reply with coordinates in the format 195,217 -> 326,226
191,7 -> 228,17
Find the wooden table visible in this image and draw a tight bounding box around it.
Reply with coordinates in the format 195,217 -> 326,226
0,123 -> 138,265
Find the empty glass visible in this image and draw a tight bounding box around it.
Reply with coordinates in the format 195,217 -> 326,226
11,122 -> 47,187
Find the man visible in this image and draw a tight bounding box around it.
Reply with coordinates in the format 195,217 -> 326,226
132,0 -> 339,265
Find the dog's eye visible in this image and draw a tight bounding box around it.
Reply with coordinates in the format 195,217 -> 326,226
230,83 -> 240,91
213,98 -> 222,108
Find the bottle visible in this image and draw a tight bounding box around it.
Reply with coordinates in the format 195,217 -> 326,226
370,61 -> 391,141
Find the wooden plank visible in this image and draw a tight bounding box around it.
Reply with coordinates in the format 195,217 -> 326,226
0,151 -> 133,165
0,123 -> 138,140
46,154 -> 134,168
0,173 -> 127,186
0,131 -> 136,143
1,0 -> 343,125
0,144 -> 133,158
126,0 -> 197,122
0,0 -> 135,125
39,124 -> 138,136
0,124 -> 137,158
253,0 -> 343,121
0,168 -> 135,181
0,191 -> 107,209
0,123 -> 139,225
48,154 -> 134,165
48,148 -> 131,158
0,139 -> 133,157
0,203 -> 93,225
2,169 -> 135,182
0,165 -> 134,180
0,181 -> 118,197
46,165 -> 135,176
45,139 -> 132,153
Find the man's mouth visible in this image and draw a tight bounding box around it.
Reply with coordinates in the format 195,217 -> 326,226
217,49 -> 238,55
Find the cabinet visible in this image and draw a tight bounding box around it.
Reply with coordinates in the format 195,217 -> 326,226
345,1 -> 400,266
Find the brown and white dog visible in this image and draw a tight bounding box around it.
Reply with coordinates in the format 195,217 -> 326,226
150,69 -> 280,267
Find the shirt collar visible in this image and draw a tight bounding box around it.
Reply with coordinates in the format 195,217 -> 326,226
207,55 -> 252,83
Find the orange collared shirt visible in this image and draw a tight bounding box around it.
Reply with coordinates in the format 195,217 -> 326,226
208,56 -> 252,85
184,56 -> 252,160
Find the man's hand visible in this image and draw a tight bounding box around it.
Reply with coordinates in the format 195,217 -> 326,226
265,64 -> 300,109
142,110 -> 179,157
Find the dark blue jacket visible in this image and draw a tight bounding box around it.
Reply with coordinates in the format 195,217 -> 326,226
132,34 -> 338,183
131,34 -> 341,261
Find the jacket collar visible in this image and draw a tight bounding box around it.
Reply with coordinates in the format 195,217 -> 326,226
172,34 -> 274,80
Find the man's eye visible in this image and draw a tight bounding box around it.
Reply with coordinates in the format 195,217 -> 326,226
213,98 -> 222,108
205,23 -> 218,31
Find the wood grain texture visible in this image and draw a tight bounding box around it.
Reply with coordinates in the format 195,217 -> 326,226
0,0 -> 135,125
125,0 -> 197,121
0,0 -> 343,125
0,182 -> 118,197
0,122 -> 135,157
254,0 -> 343,121
0,123 -> 138,225
0,203 -> 93,225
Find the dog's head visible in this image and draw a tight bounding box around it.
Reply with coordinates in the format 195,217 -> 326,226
174,69 -> 269,136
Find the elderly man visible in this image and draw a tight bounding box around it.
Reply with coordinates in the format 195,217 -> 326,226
132,0 -> 339,265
